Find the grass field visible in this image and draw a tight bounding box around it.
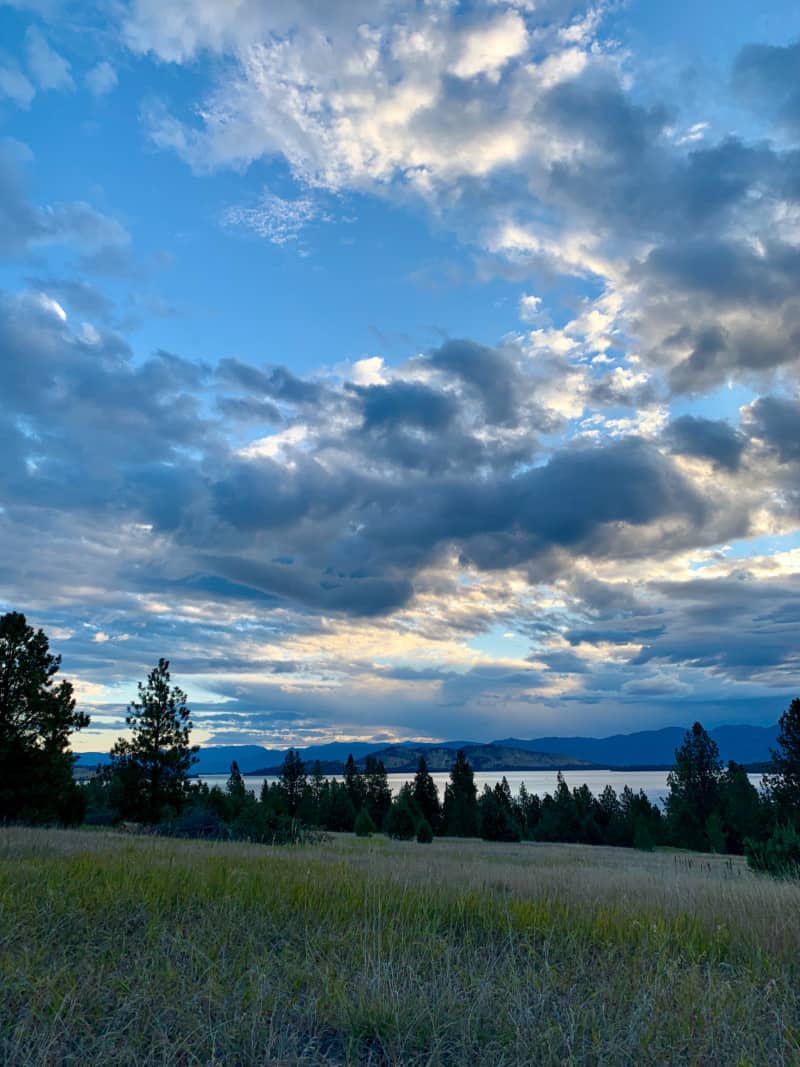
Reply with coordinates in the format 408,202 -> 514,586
1,828 -> 799,1065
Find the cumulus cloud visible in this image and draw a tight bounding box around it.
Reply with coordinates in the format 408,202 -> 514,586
25,27 -> 74,92
85,60 -> 117,96
2,2 -> 800,741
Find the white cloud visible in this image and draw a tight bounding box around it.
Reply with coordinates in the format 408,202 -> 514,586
518,293 -> 542,323
86,61 -> 118,96
25,27 -> 74,92
0,61 -> 36,107
132,1 -> 608,195
450,11 -> 528,81
220,189 -> 322,245
35,292 -> 67,320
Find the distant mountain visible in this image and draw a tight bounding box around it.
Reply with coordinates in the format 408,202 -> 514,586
75,738 -> 474,776
354,744 -> 595,773
494,723 -> 780,768
74,722 -> 780,776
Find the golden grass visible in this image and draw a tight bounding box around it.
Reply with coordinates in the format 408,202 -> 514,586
1,827 -> 799,1065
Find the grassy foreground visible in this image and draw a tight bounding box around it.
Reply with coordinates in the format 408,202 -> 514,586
1,829 -> 799,1066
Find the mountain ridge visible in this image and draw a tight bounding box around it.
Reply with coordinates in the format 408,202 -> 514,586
75,722 -> 779,775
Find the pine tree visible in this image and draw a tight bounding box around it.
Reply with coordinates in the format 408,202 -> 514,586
765,698 -> 800,822
385,784 -> 419,839
343,753 -> 366,812
719,760 -> 762,853
666,722 -> 723,851
442,749 -> 478,837
412,754 -> 441,832
226,760 -> 247,818
0,611 -> 89,824
354,808 -> 376,837
363,755 -> 392,830
279,749 -> 307,818
110,659 -> 197,823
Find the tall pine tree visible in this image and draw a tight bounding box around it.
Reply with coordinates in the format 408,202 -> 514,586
412,755 -> 441,832
765,697 -> 800,823
0,611 -> 88,824
665,722 -> 723,851
442,749 -> 478,837
110,659 -> 197,823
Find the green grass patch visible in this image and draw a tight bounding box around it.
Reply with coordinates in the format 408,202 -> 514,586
1,828 -> 799,1065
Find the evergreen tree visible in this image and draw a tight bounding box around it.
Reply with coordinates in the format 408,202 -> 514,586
416,817 -> 433,843
535,773 -> 580,842
719,760 -> 762,854
595,784 -> 623,845
308,759 -> 326,826
354,808 -> 376,837
385,784 -> 419,839
343,753 -> 366,812
412,755 -> 441,832
363,755 -> 392,830
442,749 -> 478,836
665,722 -> 723,851
278,749 -> 307,818
0,611 -> 89,824
321,779 -> 356,832
110,659 -> 197,823
765,698 -> 800,823
226,760 -> 247,818
478,780 -> 521,842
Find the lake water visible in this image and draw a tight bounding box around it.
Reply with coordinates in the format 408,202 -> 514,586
196,769 -> 763,807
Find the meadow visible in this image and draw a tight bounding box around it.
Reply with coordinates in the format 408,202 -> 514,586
1,827 -> 799,1066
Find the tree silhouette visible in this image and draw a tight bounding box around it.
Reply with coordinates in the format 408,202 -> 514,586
442,749 -> 478,837
412,755 -> 441,832
110,659 -> 197,823
765,697 -> 800,822
0,611 -> 89,824
665,722 -> 723,851
363,755 -> 392,830
278,748 -> 307,817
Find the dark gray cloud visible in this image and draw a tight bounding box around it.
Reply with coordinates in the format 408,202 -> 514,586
217,356 -> 323,406
358,380 -> 458,431
665,415 -> 745,471
745,395 -> 800,463
428,338 -> 520,424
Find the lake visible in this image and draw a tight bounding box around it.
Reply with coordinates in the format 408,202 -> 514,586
196,769 -> 764,807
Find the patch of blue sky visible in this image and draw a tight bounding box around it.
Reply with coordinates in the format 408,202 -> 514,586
467,625 -> 532,662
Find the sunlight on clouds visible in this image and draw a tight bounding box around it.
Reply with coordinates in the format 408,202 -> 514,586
450,11 -> 528,81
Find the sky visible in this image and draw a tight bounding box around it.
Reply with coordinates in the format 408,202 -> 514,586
2,0 -> 800,752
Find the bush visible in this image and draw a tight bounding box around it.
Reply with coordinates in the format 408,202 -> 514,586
385,791 -> 418,840
745,824 -> 800,877
416,818 -> 433,843
354,808 -> 376,837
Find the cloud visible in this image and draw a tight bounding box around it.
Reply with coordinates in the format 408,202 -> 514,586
0,58 -> 36,107
665,415 -> 745,472
85,60 -> 117,96
221,189 -> 323,245
744,395 -> 800,463
0,140 -> 131,263
733,40 -> 800,133
25,27 -> 74,92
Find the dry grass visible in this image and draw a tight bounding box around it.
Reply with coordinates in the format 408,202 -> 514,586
1,827 -> 799,1065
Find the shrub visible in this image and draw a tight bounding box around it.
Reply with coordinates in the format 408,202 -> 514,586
354,808 -> 376,837
416,818 -> 433,843
745,824 -> 800,877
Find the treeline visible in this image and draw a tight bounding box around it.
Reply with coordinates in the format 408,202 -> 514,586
3,611 -> 800,874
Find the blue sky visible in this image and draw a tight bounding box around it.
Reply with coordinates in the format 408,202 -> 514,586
2,0 -> 800,751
